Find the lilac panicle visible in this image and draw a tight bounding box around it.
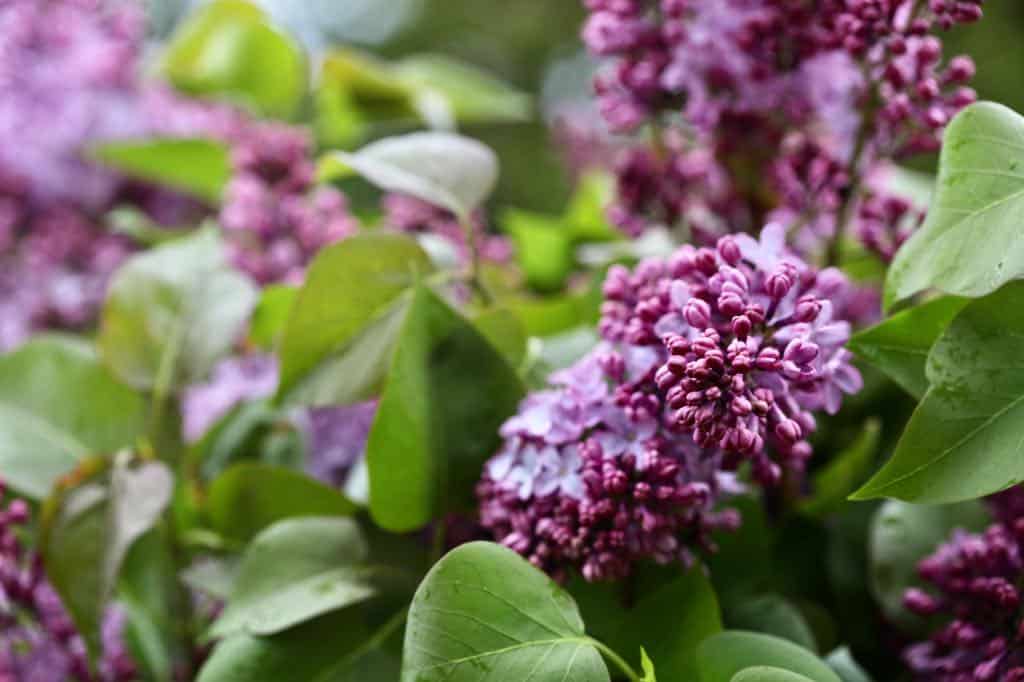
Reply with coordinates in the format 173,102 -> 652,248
0,481 -> 135,681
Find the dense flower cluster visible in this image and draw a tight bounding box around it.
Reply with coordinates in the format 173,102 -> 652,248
0,481 -> 135,681
219,123 -> 358,285
580,0 -> 982,257
479,225 -> 861,579
902,516 -> 1024,680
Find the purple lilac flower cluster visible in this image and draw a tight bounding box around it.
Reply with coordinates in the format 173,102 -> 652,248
478,225 -> 861,580
382,193 -> 512,265
0,481 -> 135,681
580,0 -> 982,257
902,518 -> 1024,680
219,123 -> 358,285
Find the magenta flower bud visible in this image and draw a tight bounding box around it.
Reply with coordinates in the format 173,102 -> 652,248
784,339 -> 819,365
774,419 -> 802,444
684,298 -> 712,328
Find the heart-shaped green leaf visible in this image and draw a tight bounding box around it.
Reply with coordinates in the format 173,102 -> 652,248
730,667 -> 815,682
402,541 -> 610,682
886,102 -> 1024,307
697,632 -> 840,682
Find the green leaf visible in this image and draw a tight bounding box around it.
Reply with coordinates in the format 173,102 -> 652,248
0,336 -> 147,498
210,517 -> 383,637
824,648 -> 873,682
613,568 -> 722,680
886,102 -> 1024,307
161,0 -> 306,119
394,54 -> 531,125
697,632 -> 840,682
199,608 -> 401,682
800,420 -> 880,516
206,463 -> 356,543
503,208 -> 576,292
867,499 -> 987,627
728,596 -> 817,652
402,541 -> 610,682
730,668 -> 815,682
564,171 -> 618,243
848,297 -> 967,399
276,233 -> 433,404
90,138 -> 231,203
640,648 -> 657,682
367,286 -> 523,532
249,285 -> 297,350
119,531 -> 181,682
43,459 -> 172,659
853,282 -> 1024,502
99,229 -> 257,391
472,307 -> 528,369
320,132 -> 498,219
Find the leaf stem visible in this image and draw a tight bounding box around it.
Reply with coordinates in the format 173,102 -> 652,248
588,637 -> 643,682
458,212 -> 493,305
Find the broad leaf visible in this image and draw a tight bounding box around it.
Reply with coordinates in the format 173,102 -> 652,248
206,463 -> 356,543
697,632 -> 840,682
886,102 -> 1024,307
367,286 -> 524,532
728,596 -> 817,652
161,0 -> 306,119
99,229 -> 257,391
276,233 -> 433,403
472,307 -> 528,368
249,285 -> 297,350
853,282 -> 1024,502
402,542 -> 610,682
90,138 -> 231,203
867,499 -> 987,627
199,608 -> 402,682
210,517 -> 385,637
731,668 -> 815,682
0,336 -> 147,498
503,208 -> 576,292
824,648 -> 873,682
848,297 -> 967,399
320,131 -> 498,219
613,568 -> 723,680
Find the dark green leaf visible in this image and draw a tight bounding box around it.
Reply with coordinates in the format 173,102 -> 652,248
867,499 -> 987,627
697,632 -> 840,682
613,567 -> 723,680
800,420 -> 880,517
853,282 -> 1024,502
90,138 -> 231,203
276,233 -> 433,403
0,336 -> 147,498
320,132 -> 498,219
367,286 -> 523,531
886,102 -> 1024,307
730,668 -> 815,682
210,517 -> 382,637
161,0 -> 307,119
402,541 -> 610,681
848,297 -> 967,399
206,463 -> 356,543
729,596 -> 817,652
99,229 -> 257,391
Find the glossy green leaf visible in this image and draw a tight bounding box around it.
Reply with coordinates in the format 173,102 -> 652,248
161,0 -> 306,119
848,297 -> 967,399
320,132 -> 498,219
276,233 -> 433,403
367,286 -> 524,531
886,102 -> 1024,307
210,517 -> 382,637
394,54 -> 531,124
613,567 -> 722,680
90,138 -> 231,203
867,499 -> 987,626
472,307 -> 528,368
853,282 -> 1024,502
729,596 -> 817,652
99,229 -> 257,391
199,608 -> 401,682
0,336 -> 147,498
730,668 -> 815,682
402,542 -> 610,682
824,648 -> 873,682
800,420 -> 880,516
249,285 -> 297,350
697,632 -> 840,682
205,463 -> 357,543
